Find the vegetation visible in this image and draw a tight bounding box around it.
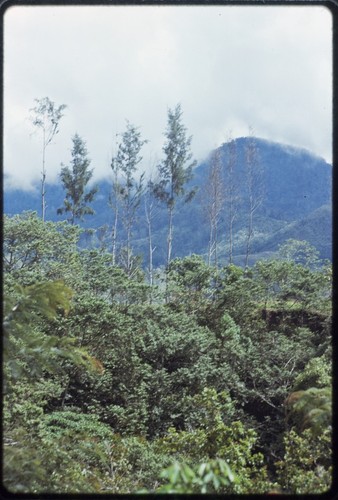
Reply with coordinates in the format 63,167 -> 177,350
150,103 -> 197,268
202,148 -> 225,267
6,136 -> 332,265
57,134 -> 98,225
3,97 -> 332,494
109,122 -> 147,274
30,97 -> 67,221
3,210 -> 332,494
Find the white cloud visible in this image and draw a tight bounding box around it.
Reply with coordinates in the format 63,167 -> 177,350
3,5 -> 332,190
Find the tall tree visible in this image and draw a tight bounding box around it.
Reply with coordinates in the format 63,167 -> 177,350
110,122 -> 147,275
224,135 -> 240,264
57,134 -> 98,225
109,136 -> 120,266
30,97 -> 67,222
144,183 -> 158,287
151,104 -> 197,270
145,164 -> 164,290
244,130 -> 264,268
203,148 -> 225,267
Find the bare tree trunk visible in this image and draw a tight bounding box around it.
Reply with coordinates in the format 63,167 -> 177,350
208,219 -> 218,267
124,189 -> 133,276
148,228 -> 154,287
207,223 -> 214,266
110,165 -> 120,266
41,170 -> 46,222
126,221 -> 132,276
164,205 -> 174,303
167,205 -> 174,269
41,131 -> 46,222
145,196 -> 156,287
214,222 -> 218,268
112,207 -> 118,266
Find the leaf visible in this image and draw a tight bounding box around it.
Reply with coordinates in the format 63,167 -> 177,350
198,463 -> 207,476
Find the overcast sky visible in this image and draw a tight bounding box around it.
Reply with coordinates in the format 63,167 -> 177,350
4,4 -> 332,190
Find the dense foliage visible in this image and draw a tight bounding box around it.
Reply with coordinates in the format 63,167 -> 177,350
3,211 -> 332,494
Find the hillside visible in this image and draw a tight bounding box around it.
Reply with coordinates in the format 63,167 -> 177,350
4,137 -> 332,265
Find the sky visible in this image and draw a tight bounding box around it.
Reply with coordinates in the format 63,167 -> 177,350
3,4 -> 332,191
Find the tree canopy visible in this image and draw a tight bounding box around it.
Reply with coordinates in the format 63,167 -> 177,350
57,134 -> 98,225
3,210 -> 332,494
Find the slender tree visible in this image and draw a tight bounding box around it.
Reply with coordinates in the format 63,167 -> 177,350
110,122 -> 147,275
109,137 -> 120,266
57,134 -> 98,225
203,148 -> 225,267
151,104 -> 197,270
144,194 -> 155,286
244,130 -> 264,268
144,177 -> 160,287
30,97 -> 67,221
224,135 -> 240,264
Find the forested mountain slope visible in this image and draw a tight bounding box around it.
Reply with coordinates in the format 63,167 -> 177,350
4,137 -> 332,264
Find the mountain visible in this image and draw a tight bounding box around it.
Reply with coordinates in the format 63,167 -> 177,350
4,137 -> 332,266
